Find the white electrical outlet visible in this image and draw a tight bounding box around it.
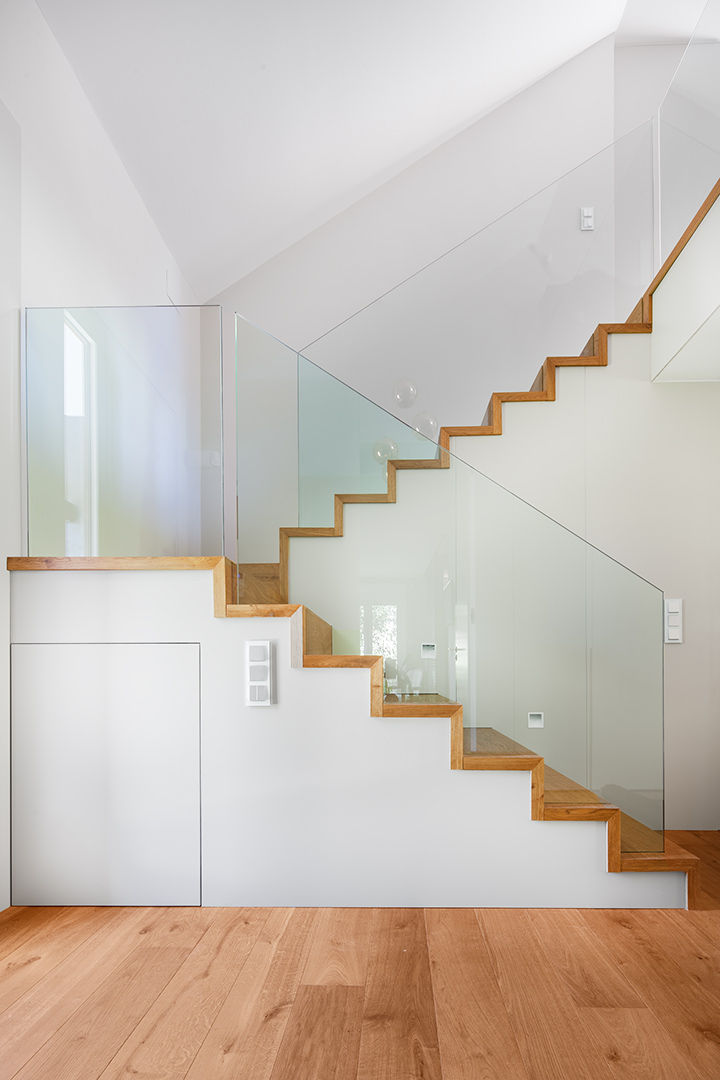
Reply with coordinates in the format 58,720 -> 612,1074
528,712 -> 544,729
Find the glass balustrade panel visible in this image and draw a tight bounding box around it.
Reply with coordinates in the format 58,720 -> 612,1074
658,0 -> 720,260
26,306 -> 223,557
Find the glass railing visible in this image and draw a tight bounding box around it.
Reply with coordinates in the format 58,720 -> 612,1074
658,0 -> 720,261
236,320 -> 665,853
25,305 -> 223,556
298,121 -> 655,435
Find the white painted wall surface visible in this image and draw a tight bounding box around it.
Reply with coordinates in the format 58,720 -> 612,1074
0,0 -> 194,308
12,643 -> 201,905
222,38 -> 616,554
9,568 -> 684,906
215,39 -> 615,352
0,100 -> 21,912
452,333 -> 720,830
651,195 -> 720,379
614,44 -> 686,139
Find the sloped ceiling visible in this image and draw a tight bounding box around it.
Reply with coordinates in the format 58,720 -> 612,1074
37,0 -> 630,298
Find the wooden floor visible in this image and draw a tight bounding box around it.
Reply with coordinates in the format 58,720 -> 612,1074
1,835 -> 719,1080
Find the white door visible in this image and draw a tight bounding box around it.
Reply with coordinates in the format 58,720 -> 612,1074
12,643 -> 201,905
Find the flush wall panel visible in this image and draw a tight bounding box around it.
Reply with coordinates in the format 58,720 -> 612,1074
12,642 -> 200,905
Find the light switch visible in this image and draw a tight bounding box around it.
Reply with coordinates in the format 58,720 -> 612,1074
580,206 -> 595,231
664,599 -> 683,644
246,640 -> 274,705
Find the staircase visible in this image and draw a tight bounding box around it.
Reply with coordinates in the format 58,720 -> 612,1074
12,183 -> 720,911
220,179 -> 720,908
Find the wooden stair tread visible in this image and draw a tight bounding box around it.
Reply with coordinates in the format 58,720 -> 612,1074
462,727 -> 540,758
462,727 -> 668,855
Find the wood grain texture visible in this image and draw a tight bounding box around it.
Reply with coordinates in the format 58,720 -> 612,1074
581,907 -> 720,1078
0,905 -> 116,1014
303,607 -> 334,656
236,562 -> 284,603
3,869 -> 720,1080
185,907 -> 317,1080
213,556 -> 237,615
97,908 -> 269,1080
478,908 -> 609,1080
0,907 -> 161,1080
8,907 -> 216,1080
526,908 -> 644,1009
425,908 -> 530,1080
357,908 -> 441,1080
667,831 -> 720,910
12,946 -> 195,1080
269,984 -> 364,1080
0,906 -> 69,962
7,556 -> 223,571
301,908 -> 371,987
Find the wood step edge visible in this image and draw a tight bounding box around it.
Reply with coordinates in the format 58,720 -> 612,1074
621,838 -> 699,872
542,803 -> 619,822
225,603 -> 301,618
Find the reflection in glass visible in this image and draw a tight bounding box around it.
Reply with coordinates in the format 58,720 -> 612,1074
27,306 -> 224,557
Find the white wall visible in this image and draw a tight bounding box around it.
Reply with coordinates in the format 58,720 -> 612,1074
216,39 -> 615,351
0,99 -> 21,913
651,195 -> 720,379
0,0 -> 195,308
614,44 -> 686,138
223,38 -> 616,555
9,567 -> 685,907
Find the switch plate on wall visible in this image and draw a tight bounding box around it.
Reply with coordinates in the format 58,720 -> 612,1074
664,599 -> 683,643
580,206 -> 595,231
246,640 -> 274,705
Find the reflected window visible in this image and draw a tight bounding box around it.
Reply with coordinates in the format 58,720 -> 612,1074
63,315 -> 97,555
359,603 -> 398,662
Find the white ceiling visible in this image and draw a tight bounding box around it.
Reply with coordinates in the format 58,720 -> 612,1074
38,0 -> 637,299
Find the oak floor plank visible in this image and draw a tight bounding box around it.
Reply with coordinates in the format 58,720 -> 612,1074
97,907 -> 271,1080
357,908 -> 442,1080
581,910 -> 720,1080
301,907 -> 371,986
0,907 -> 160,1080
527,909 -> 644,1008
12,945 -> 194,1080
269,984 -> 364,1080
425,908 -> 530,1080
0,907 -> 69,962
478,909 -> 610,1080
0,905 -> 118,1014
579,1006 -> 705,1080
185,907 -> 317,1080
